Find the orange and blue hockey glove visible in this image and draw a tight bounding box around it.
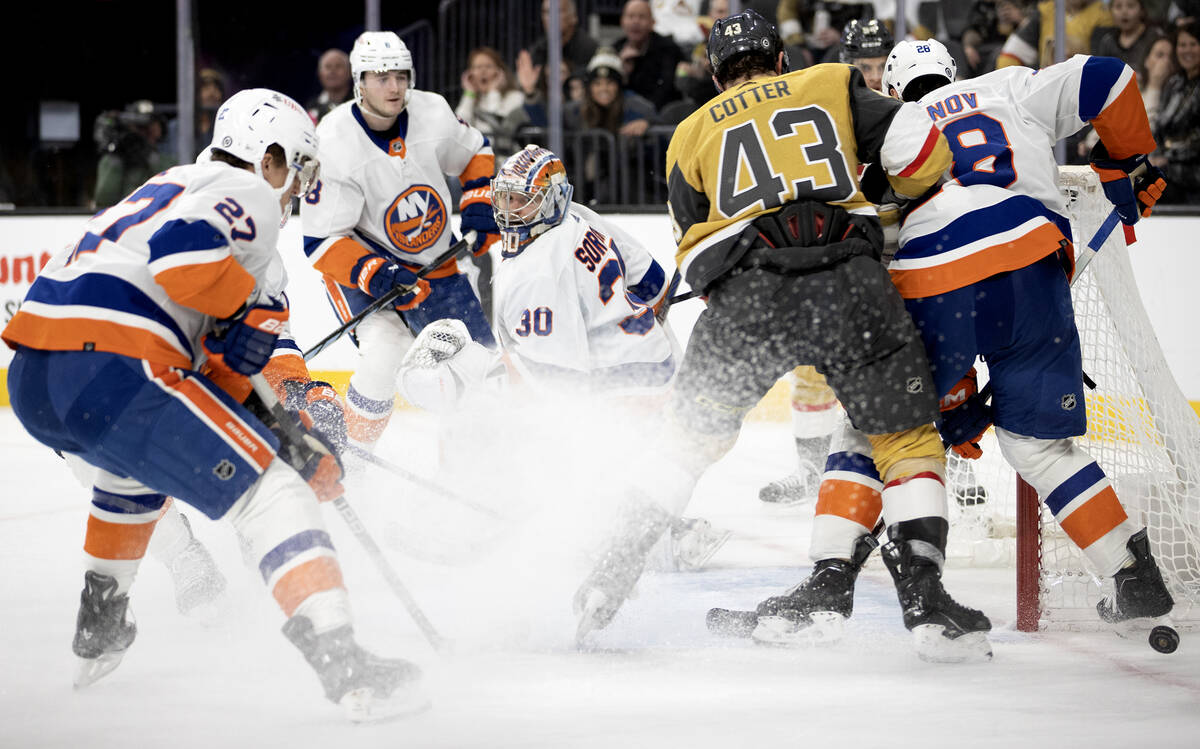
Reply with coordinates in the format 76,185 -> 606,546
937,368 -> 992,460
1090,143 -> 1167,225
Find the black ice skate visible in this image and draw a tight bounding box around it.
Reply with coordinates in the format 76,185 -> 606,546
283,615 -> 428,722
166,513 -> 227,619
574,501 -> 673,644
708,534 -> 877,646
882,534 -> 992,663
1097,528 -> 1175,625
72,571 -> 137,688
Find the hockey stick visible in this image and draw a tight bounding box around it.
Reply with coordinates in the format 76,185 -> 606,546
302,231 -> 478,362
343,444 -> 507,521
248,374 -> 449,653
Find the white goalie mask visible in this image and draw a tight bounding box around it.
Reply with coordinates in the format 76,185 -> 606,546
202,88 -> 320,225
492,144 -> 573,256
883,39 -> 957,100
350,31 -> 415,111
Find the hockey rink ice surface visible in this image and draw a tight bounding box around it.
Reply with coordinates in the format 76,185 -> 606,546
3,405 -> 1199,748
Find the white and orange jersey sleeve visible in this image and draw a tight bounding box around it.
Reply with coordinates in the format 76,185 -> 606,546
3,162 -> 282,369
878,101 -> 954,198
1012,54 -> 1156,158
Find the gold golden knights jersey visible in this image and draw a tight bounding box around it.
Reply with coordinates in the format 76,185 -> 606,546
665,64 -> 951,290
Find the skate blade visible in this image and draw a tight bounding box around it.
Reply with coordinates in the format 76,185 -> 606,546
751,611 -> 845,647
574,590 -> 611,646
675,529 -> 733,571
912,625 -> 992,663
73,652 -> 126,689
340,684 -> 432,723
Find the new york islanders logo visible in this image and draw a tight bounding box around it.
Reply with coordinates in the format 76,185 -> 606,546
383,185 -> 447,254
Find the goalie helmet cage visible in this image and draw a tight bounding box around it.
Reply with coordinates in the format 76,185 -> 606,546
939,166 -> 1200,632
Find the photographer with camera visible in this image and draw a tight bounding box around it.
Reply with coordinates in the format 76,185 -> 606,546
93,100 -> 177,208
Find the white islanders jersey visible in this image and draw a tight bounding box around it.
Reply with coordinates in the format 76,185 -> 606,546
493,204 -> 675,394
4,162 -> 291,369
301,92 -> 494,276
891,55 -> 1156,299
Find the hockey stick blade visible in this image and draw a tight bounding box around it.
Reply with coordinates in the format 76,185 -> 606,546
706,607 -> 758,638
302,231 -> 478,362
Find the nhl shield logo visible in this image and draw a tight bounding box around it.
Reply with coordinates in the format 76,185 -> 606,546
213,459 -> 236,481
906,377 -> 924,394
1061,393 -> 1077,411
384,184 -> 447,255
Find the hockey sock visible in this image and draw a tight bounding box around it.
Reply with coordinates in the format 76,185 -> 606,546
997,428 -> 1137,577
344,383 -> 394,449
225,458 -> 350,628
84,474 -> 169,595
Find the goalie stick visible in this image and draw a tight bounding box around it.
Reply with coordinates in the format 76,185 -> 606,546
248,374 -> 449,653
302,231 -> 478,362
344,444 -> 508,521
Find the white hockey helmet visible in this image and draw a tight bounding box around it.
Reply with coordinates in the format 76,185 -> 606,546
883,39 -> 956,100
205,88 -> 320,224
350,31 -> 414,109
492,144 -> 573,255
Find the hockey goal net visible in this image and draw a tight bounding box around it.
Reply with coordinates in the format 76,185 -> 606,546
940,166 -> 1200,631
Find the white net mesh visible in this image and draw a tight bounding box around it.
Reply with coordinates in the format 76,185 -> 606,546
939,166 -> 1200,630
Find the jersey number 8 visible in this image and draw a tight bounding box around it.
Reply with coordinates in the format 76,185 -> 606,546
941,113 -> 1016,189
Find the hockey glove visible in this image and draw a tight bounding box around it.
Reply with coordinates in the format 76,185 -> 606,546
937,368 -> 992,460
1089,143 -> 1167,226
354,255 -> 431,311
281,379 -> 347,452
203,297 -> 289,376
262,407 -> 344,503
460,183 -> 501,256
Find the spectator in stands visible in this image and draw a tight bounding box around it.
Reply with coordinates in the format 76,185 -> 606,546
564,49 -> 659,204
456,46 -> 525,160
194,68 -> 226,156
1142,35 -> 1177,120
1152,21 -> 1200,202
617,0 -> 686,111
1168,1 -> 1200,25
565,48 -> 657,137
651,0 -> 705,51
998,0 -> 1112,69
1092,0 -> 1163,72
305,49 -> 352,124
523,0 -> 599,77
961,0 -> 1033,75
93,101 -> 177,209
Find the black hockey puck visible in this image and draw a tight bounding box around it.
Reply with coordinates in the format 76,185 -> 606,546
1149,625 -> 1179,654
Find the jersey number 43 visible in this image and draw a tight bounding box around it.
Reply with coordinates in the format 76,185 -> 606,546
716,105 -> 855,217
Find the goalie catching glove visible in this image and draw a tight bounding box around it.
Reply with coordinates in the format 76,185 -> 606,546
937,367 -> 992,460
354,255 -> 431,311
1089,143 -> 1167,226
396,318 -> 500,412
